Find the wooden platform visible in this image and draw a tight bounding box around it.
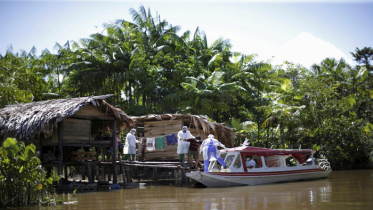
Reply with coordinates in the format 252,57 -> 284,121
49,160 -> 198,189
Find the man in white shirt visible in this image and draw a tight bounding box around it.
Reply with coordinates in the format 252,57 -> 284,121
177,126 -> 193,164
123,129 -> 139,161
245,156 -> 256,169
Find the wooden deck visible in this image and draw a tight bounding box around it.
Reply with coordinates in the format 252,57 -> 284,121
46,160 -> 198,189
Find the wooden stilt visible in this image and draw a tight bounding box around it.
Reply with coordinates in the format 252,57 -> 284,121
87,162 -> 93,184
125,166 -> 132,183
178,167 -> 182,187
174,168 -> 178,186
137,167 -> 141,182
121,164 -> 127,188
153,168 -> 158,183
64,165 -> 68,179
101,164 -> 105,181
108,165 -> 111,182
82,165 -> 86,181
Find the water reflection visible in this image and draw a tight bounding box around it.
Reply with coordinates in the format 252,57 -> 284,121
16,170 -> 373,210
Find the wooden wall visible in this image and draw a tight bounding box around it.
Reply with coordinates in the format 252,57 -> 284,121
73,104 -> 115,119
63,118 -> 91,140
143,119 -> 182,137
143,120 -> 182,161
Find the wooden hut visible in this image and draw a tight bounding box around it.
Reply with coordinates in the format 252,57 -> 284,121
0,94 -> 133,184
131,114 -> 234,161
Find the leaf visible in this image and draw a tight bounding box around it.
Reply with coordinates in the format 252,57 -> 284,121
3,138 -> 20,155
364,122 -> 373,136
37,184 -> 43,190
19,166 -> 24,173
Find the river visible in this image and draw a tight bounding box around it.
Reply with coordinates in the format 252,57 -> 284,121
18,170 -> 373,210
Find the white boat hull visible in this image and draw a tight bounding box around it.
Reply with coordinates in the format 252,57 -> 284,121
186,168 -> 331,187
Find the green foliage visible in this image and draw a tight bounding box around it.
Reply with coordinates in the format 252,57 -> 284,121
1,6 -> 373,170
0,138 -> 60,208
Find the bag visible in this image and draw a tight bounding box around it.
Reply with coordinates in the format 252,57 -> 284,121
123,144 -> 129,154
177,140 -> 190,154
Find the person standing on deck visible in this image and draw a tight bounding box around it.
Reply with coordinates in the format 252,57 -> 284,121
187,135 -> 202,169
124,129 -> 139,161
200,134 -> 227,172
177,126 -> 193,165
137,132 -> 146,161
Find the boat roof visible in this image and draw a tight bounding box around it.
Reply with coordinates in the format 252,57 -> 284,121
222,146 -> 313,156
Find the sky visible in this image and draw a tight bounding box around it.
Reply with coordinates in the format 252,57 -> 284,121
0,0 -> 372,69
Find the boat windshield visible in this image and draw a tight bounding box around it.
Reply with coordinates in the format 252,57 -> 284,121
224,154 -> 236,168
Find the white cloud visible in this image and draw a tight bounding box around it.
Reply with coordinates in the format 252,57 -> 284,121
259,32 -> 353,69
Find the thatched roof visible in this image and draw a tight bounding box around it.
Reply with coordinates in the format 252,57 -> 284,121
0,95 -> 133,141
131,114 -> 235,147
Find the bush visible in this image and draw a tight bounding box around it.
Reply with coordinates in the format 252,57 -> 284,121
0,138 -> 60,208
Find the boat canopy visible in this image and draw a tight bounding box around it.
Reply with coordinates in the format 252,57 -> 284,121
222,146 -> 313,164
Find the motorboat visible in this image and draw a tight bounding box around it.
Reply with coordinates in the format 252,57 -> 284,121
186,141 -> 331,188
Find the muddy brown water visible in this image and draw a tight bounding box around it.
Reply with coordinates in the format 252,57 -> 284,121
17,170 -> 373,210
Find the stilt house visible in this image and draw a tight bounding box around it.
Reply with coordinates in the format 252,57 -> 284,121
0,94 -> 133,184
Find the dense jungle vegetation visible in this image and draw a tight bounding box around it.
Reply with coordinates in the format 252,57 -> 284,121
1,6 -> 373,170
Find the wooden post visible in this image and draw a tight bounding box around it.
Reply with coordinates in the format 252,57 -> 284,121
87,162 -> 93,184
138,167 -> 141,182
174,165 -> 181,187
125,165 -> 132,183
107,165 -> 110,184
153,168 -> 158,183
112,120 -> 117,184
64,165 -> 68,179
178,167 -> 183,187
101,164 -> 105,181
92,164 -> 95,183
58,121 -> 64,175
181,168 -> 187,185
82,165 -> 86,181
121,164 -> 127,188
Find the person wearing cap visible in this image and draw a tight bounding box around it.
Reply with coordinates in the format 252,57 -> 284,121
186,135 -> 203,170
124,128 -> 139,161
200,134 -> 227,172
177,126 -> 194,164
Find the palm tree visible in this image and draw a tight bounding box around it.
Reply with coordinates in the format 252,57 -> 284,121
351,47 -> 373,70
181,71 -> 240,120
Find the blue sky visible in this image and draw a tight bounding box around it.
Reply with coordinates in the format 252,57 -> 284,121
1,0 -> 372,69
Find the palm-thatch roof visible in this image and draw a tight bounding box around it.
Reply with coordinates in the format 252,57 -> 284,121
0,95 -> 133,141
131,114 -> 234,147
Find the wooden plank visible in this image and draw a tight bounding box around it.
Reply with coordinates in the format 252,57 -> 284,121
144,119 -> 182,126
70,115 -> 115,120
73,157 -> 97,161
145,126 -> 181,133
189,128 -> 216,140
63,118 -> 90,140
64,140 -> 111,145
73,104 -> 115,118
63,136 -> 90,140
72,151 -> 97,155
